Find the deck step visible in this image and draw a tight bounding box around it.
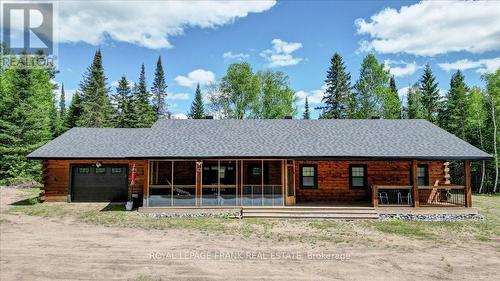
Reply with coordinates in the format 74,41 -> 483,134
242,207 -> 378,219
242,212 -> 379,219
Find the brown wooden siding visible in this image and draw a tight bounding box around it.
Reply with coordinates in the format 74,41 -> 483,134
294,160 -> 444,202
41,159 -> 444,204
41,159 -> 146,202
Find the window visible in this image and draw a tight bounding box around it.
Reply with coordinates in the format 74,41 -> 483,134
349,165 -> 367,189
95,167 -> 106,174
300,164 -> 317,189
417,165 -> 429,186
78,167 -> 90,174
111,167 -> 123,174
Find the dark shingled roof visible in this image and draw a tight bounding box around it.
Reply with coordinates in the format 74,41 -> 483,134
27,119 -> 492,160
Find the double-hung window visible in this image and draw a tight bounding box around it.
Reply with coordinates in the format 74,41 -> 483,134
300,164 -> 317,189
349,164 -> 367,189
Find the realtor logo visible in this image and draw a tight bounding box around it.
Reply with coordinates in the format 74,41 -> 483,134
2,2 -> 53,55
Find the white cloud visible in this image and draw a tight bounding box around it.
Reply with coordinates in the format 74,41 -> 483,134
260,39 -> 303,67
295,85 -> 327,105
355,1 -> 500,56
175,69 -> 215,88
438,58 -> 500,74
167,93 -> 190,100
171,113 -> 188,119
223,51 -> 249,61
57,1 -> 276,49
397,86 -> 410,101
384,60 -> 418,77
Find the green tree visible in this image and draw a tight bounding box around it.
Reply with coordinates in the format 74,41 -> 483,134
419,64 -> 441,123
303,97 -> 311,119
406,83 -> 425,119
151,56 -> 168,119
209,62 -> 259,119
113,75 -> 137,127
77,49 -> 115,127
440,70 -> 469,139
65,91 -> 83,128
353,54 -> 390,119
134,64 -> 157,127
252,70 -> 296,119
321,53 -> 351,119
467,87 -> 488,192
383,76 -> 402,119
483,69 -> 500,192
0,52 -> 55,182
188,83 -> 205,119
57,83 -> 68,134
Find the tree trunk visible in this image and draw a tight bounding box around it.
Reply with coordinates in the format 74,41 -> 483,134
477,117 -> 485,193
491,96 -> 498,193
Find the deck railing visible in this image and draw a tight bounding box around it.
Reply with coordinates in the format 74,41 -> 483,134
418,185 -> 465,207
372,185 -> 466,207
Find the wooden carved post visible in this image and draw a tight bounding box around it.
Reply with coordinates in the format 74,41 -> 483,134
443,162 -> 451,184
464,160 -> 472,207
196,160 -> 203,207
411,160 -> 420,208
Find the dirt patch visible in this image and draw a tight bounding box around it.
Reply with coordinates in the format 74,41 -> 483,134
1,187 -> 499,280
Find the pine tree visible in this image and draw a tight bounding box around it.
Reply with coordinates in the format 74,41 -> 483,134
303,97 -> 310,119
151,56 -> 168,119
390,76 -> 398,97
134,63 -> 157,127
383,76 -> 402,119
321,53 -> 351,119
440,70 -> 469,139
353,54 -> 390,119
407,83 -> 425,119
77,49 -> 115,127
419,64 -> 441,123
65,91 -> 83,128
188,83 -> 205,119
59,84 -> 66,120
113,75 -> 137,127
1,52 -> 54,182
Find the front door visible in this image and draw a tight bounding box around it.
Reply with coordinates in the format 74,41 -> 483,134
285,161 -> 296,205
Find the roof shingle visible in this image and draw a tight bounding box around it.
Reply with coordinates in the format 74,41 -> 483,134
27,119 -> 492,160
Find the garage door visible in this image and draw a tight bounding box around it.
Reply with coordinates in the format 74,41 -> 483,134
71,165 -> 128,202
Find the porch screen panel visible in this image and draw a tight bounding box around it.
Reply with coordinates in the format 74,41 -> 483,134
219,160 -> 237,206
149,161 -> 173,207
173,161 -> 196,206
263,160 -> 283,206
242,160 -> 263,206
202,161 -> 218,206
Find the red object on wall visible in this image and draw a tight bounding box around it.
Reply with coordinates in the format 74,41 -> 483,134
130,164 -> 138,186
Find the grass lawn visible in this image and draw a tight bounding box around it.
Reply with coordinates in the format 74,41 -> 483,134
6,188 -> 500,246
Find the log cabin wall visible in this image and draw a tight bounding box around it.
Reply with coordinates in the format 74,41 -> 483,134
41,159 -> 146,202
294,160 -> 444,202
41,159 -> 444,203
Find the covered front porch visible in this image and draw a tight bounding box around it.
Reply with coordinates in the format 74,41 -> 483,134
141,159 -> 472,209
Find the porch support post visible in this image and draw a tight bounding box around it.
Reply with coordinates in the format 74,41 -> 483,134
464,160 -> 472,207
144,160 -> 149,207
411,160 -> 420,208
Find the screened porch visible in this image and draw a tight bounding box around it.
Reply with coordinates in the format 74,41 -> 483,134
146,160 -> 285,207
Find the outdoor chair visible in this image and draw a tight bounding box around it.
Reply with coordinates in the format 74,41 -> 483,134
397,191 -> 412,205
378,192 -> 389,205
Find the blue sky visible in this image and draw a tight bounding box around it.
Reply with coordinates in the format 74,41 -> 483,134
52,0 -> 500,118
